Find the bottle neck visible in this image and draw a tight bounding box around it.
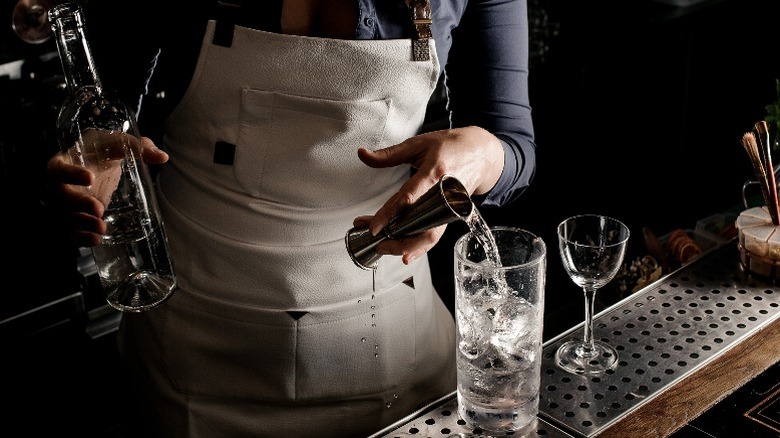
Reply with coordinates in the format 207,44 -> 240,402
50,4 -> 102,96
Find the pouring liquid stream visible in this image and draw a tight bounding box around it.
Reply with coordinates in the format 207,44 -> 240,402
464,208 -> 515,297
466,208 -> 503,267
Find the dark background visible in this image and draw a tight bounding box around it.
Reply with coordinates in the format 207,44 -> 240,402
2,0 -> 779,436
431,0 -> 780,338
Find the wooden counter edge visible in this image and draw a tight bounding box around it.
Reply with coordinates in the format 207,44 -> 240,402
595,317 -> 780,438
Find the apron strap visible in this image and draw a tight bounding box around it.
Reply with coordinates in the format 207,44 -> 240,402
213,1 -> 240,47
212,0 -> 282,47
406,0 -> 432,62
212,0 -> 432,62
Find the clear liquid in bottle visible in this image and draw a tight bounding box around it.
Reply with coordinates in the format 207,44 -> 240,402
51,3 -> 176,312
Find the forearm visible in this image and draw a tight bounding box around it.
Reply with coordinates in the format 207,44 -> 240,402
445,0 -> 536,207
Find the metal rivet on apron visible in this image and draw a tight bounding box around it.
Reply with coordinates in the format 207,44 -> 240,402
213,141 -> 236,165
286,310 -> 308,320
403,276 -> 415,289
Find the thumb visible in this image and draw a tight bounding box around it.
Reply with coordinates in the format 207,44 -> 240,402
357,142 -> 418,169
140,137 -> 170,165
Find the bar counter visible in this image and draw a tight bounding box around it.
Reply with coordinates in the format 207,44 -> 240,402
370,237 -> 780,437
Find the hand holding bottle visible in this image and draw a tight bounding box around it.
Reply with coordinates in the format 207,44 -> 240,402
49,2 -> 176,312
47,135 -> 168,247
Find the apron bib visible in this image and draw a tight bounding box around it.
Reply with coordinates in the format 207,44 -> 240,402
118,6 -> 456,437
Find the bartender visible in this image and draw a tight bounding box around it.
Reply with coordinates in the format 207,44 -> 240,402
45,0 -> 536,436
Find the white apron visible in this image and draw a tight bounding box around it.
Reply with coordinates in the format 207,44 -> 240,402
118,6 -> 456,438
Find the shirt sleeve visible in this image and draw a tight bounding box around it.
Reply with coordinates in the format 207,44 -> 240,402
443,0 -> 536,208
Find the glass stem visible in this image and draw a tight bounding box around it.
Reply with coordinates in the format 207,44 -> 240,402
581,288 -> 597,356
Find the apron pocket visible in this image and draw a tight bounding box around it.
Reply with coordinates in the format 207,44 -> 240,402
158,295 -> 300,400
236,88 -> 405,207
154,282 -> 417,402
294,282 -> 417,400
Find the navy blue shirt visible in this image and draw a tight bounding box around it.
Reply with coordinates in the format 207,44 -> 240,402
85,0 -> 535,207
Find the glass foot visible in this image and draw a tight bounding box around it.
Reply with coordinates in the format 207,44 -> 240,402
554,339 -> 618,375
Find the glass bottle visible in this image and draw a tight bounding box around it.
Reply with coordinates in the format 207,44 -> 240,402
50,3 -> 176,312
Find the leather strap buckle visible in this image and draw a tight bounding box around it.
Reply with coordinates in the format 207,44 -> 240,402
406,0 -> 432,61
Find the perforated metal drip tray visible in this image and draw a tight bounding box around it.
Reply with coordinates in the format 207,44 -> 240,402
371,240 -> 780,438
539,238 -> 780,437
369,392 -> 574,437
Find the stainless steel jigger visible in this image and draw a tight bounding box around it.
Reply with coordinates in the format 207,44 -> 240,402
345,174 -> 474,270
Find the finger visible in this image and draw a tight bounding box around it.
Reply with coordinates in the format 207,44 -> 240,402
47,153 -> 93,186
368,173 -> 441,235
374,225 -> 446,265
357,138 -> 422,169
69,229 -> 104,248
140,137 -> 169,164
69,211 -> 108,236
352,215 -> 373,228
368,188 -> 414,236
52,210 -> 105,248
51,183 -> 105,217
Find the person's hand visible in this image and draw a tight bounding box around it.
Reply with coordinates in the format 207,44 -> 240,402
46,135 -> 168,247
353,126 -> 504,265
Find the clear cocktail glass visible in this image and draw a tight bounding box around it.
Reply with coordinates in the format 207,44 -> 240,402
555,214 -> 630,375
454,226 -> 546,435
